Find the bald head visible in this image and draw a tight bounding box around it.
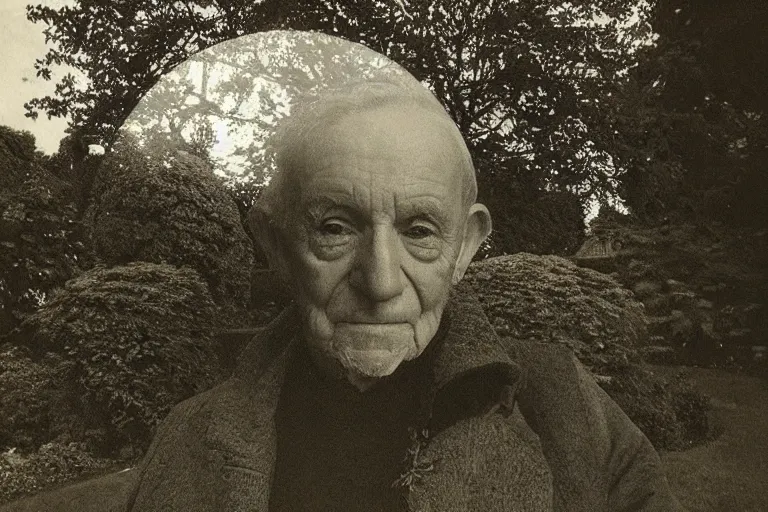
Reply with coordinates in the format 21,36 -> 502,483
257,79 -> 478,229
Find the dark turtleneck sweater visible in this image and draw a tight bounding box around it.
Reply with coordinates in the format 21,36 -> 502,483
269,342 -> 435,512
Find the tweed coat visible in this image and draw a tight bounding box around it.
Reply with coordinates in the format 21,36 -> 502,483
125,288 -> 684,511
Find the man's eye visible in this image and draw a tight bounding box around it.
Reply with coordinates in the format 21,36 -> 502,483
404,225 -> 436,239
318,220 -> 352,236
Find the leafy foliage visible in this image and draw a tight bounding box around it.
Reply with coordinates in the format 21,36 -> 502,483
480,186 -> 586,257
123,31 -> 404,184
24,0 -> 659,255
25,263 -> 223,452
0,346 -> 78,451
465,253 -> 648,364
0,442 -> 113,506
315,0 -> 652,201
0,127 -> 84,336
85,135 -> 254,313
0,127 -> 38,192
611,0 -> 768,226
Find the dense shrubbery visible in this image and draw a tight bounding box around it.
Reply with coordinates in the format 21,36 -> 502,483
582,211 -> 768,370
464,253 -> 710,450
0,442 -> 113,505
0,128 -> 84,337
465,253 -> 647,369
0,126 -> 37,191
24,263 -> 223,453
0,346 -> 78,451
479,187 -> 586,257
86,136 -> 253,315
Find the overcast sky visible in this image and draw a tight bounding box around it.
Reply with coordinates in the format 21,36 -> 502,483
0,0 -> 72,154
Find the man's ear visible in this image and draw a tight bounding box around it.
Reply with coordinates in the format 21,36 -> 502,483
452,203 -> 492,285
248,206 -> 293,286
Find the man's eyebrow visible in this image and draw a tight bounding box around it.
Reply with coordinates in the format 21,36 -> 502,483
303,195 -> 361,220
398,197 -> 451,227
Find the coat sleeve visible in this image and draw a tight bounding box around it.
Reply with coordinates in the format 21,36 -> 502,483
574,359 -> 686,511
124,393 -> 223,512
511,341 -> 686,512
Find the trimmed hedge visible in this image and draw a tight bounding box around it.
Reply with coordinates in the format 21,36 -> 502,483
26,263 -> 222,453
465,253 -> 647,371
86,137 -> 253,315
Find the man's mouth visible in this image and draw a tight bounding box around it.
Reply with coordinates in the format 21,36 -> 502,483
333,322 -> 414,351
337,320 -> 410,326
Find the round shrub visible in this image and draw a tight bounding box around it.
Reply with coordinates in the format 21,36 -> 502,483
86,136 -> 253,314
465,253 -> 648,370
27,263 -> 222,452
465,253 -> 709,450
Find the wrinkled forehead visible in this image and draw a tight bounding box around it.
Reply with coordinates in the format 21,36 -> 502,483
288,103 -> 472,198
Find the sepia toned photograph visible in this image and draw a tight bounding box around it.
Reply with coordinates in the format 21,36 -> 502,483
1,1 -> 766,510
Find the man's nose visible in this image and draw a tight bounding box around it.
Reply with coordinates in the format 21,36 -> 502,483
350,225 -> 405,302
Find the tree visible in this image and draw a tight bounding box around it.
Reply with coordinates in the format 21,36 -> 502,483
27,0 -> 656,254
25,1 -> 299,143
610,0 -> 768,226
122,31 -> 405,188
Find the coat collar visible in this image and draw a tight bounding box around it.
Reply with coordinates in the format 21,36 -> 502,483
423,282 -> 524,434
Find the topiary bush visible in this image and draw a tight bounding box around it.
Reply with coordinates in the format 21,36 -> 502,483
85,135 -> 253,316
25,262 -> 223,453
465,253 -> 648,371
465,253 -> 710,450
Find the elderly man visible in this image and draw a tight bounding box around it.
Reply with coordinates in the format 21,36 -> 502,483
125,78 -> 683,511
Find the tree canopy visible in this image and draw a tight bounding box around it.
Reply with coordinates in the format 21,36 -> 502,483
26,0 -> 657,248
87,133 -> 254,313
23,0 -> 767,250
610,0 -> 768,226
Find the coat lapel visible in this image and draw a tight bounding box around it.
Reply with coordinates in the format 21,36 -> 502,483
127,307 -> 299,512
210,307 -> 300,511
403,286 -> 553,511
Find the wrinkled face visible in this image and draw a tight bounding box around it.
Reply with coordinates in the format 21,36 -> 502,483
281,104 -> 476,389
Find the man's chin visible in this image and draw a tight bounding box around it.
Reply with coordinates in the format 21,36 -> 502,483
331,322 -> 416,378
338,346 -> 412,380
